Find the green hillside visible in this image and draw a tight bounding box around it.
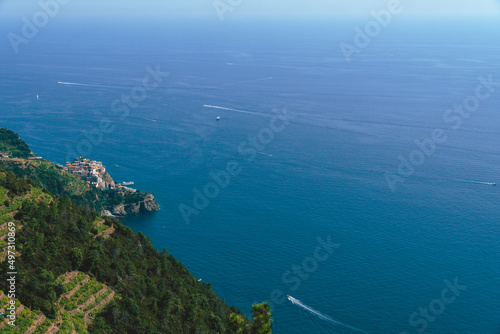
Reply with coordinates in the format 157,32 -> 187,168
0,127 -> 31,159
0,168 -> 272,333
0,127 -> 156,215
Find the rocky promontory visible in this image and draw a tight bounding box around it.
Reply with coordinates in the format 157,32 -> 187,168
63,157 -> 161,217
109,193 -> 160,216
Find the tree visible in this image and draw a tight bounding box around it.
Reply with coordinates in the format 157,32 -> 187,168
209,312 -> 224,332
229,313 -> 251,334
71,247 -> 83,269
251,303 -> 273,334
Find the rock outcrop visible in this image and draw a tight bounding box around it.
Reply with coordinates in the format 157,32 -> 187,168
102,171 -> 116,190
143,193 -> 160,211
111,193 -> 160,216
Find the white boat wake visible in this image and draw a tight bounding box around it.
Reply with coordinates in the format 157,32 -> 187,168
203,104 -> 258,116
464,180 -> 496,186
287,296 -> 368,333
57,81 -> 115,89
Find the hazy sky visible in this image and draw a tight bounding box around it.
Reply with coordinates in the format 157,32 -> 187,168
1,0 -> 499,18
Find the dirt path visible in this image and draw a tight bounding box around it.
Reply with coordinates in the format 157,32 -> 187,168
25,314 -> 46,334
100,226 -> 115,239
62,277 -> 90,301
94,224 -> 115,240
84,290 -> 115,327
61,271 -> 78,285
69,287 -> 107,316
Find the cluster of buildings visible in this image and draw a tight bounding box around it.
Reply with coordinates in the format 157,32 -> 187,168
64,158 -> 116,190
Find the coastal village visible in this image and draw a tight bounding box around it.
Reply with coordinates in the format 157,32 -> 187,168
64,157 -> 116,190
0,153 -> 128,192
0,136 -> 159,216
0,152 -> 127,192
63,157 -> 139,193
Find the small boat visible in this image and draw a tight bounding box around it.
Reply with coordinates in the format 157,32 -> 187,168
287,295 -> 291,301
36,94 -> 39,101
492,183 -> 496,186
216,116 -> 221,121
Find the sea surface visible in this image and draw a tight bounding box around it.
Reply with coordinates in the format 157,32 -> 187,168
1,17 -> 499,333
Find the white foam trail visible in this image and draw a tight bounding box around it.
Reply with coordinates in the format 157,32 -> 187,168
203,105 -> 258,116
257,152 -> 273,157
288,296 -> 368,334
464,180 -> 496,186
57,81 -> 114,89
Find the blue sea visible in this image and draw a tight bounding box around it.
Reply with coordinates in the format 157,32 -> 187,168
1,16 -> 499,333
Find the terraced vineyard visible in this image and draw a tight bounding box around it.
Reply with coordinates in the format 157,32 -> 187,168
48,271 -> 116,333
0,291 -> 50,334
0,177 -> 52,260
0,186 -> 23,226
0,271 -> 115,333
0,158 -> 92,199
0,174 -> 31,260
0,177 -> 51,225
0,173 -> 116,332
92,219 -> 115,240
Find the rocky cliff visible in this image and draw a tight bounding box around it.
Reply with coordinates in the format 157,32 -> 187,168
111,193 -> 160,216
102,170 -> 116,190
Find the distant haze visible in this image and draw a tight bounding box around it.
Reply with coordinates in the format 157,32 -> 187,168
1,0 -> 499,18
